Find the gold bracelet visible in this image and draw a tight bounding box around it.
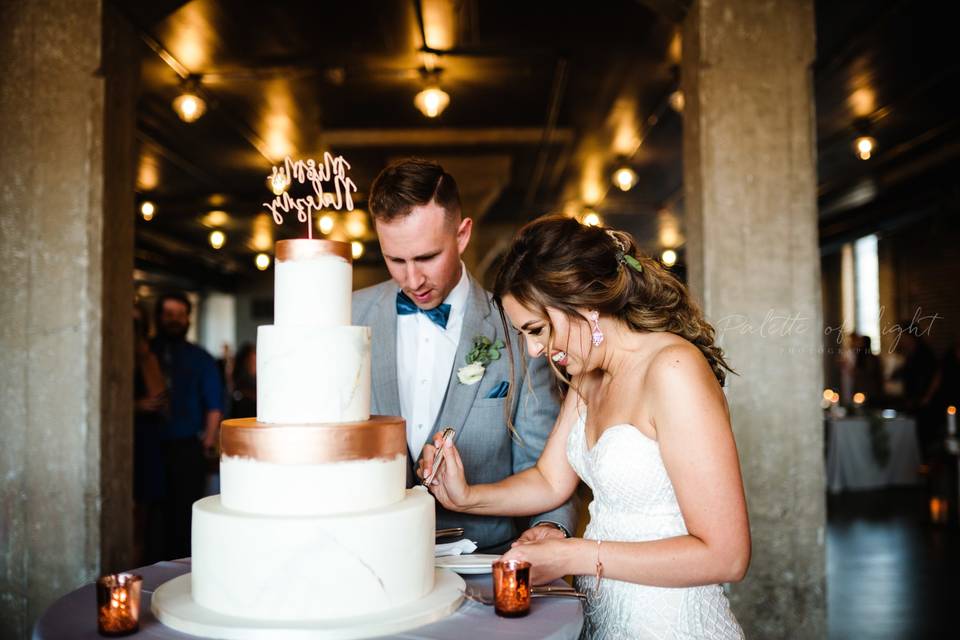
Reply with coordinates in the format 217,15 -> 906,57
594,539 -> 604,591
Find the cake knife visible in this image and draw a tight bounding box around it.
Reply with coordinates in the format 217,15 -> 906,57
422,427 -> 456,486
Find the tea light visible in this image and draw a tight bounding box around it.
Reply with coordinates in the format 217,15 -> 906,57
492,559 -> 531,617
96,573 -> 142,636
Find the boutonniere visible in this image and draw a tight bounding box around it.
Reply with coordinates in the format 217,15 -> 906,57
457,335 -> 505,385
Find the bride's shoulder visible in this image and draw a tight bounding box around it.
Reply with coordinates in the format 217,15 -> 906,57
645,338 -> 716,390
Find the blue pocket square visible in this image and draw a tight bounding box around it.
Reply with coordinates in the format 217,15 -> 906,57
486,380 -> 509,399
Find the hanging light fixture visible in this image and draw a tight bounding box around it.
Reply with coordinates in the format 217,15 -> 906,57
612,166 -> 638,192
172,77 -> 207,123
854,135 -> 876,160
582,211 -> 601,227
414,68 -> 450,118
318,214 -> 335,235
209,230 -> 226,250
140,201 -> 155,221
351,241 -> 365,259
254,253 -> 271,271
267,170 -> 290,195
661,249 -> 677,267
668,90 -> 685,113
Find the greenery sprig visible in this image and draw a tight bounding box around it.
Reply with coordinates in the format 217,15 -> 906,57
466,335 -> 505,366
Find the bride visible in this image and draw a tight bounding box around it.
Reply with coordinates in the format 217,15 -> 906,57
419,216 -> 749,639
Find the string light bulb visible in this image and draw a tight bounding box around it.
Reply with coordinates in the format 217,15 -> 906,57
209,230 -> 226,250
254,253 -> 271,271
140,201 -> 155,221
351,241 -> 364,259
661,249 -> 677,267
172,78 -> 207,123
613,166 -> 638,192
414,86 -> 450,118
854,136 -> 876,160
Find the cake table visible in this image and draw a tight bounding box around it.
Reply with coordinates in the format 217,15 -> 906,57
33,560 -> 583,640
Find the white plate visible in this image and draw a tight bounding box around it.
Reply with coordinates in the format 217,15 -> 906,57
434,554 -> 500,574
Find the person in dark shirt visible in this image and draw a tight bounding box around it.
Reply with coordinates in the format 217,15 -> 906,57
894,330 -> 939,457
151,292 -> 224,559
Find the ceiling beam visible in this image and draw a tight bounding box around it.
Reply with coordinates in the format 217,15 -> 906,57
319,127 -> 573,148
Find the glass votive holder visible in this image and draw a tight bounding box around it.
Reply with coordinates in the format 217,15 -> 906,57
96,573 -> 142,636
492,559 -> 531,617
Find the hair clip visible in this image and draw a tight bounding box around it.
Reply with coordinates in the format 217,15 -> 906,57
606,229 -> 643,273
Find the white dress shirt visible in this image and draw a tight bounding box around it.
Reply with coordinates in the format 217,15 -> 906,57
397,266 -> 470,459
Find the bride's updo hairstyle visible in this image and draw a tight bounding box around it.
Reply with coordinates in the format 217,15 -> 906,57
494,215 -> 732,387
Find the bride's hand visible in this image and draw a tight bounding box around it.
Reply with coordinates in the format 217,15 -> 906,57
500,538 -> 574,585
418,433 -> 473,511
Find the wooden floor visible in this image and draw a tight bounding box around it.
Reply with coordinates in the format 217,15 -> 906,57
827,488 -> 960,639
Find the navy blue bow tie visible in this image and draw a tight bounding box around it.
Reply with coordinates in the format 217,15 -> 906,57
396,291 -> 451,329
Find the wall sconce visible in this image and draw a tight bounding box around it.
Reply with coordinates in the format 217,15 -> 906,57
172,77 -> 207,123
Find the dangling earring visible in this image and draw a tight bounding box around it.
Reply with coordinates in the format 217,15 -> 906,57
590,311 -> 604,347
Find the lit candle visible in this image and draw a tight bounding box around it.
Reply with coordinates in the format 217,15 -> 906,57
492,559 -> 531,617
96,573 -> 142,636
948,406 -> 957,437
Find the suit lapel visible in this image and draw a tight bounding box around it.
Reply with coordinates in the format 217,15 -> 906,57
432,275 -> 497,437
368,284 -> 403,419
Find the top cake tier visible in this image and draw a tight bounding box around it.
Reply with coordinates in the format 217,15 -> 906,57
274,239 -> 352,327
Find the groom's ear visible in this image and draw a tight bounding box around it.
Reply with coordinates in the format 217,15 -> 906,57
456,217 -> 473,255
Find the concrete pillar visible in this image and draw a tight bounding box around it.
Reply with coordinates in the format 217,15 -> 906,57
682,1 -> 825,637
0,1 -> 138,637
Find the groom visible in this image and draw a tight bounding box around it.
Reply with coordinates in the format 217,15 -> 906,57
353,158 -> 576,552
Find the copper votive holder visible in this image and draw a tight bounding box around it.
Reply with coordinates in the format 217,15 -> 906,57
492,559 -> 531,617
96,573 -> 142,636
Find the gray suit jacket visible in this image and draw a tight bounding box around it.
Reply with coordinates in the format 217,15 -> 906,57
353,274 -> 577,550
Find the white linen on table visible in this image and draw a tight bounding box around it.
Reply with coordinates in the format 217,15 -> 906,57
826,416 -> 921,493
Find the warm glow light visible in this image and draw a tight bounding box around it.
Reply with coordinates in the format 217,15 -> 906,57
949,406 -> 957,416
268,171 -> 291,195
318,214 -> 335,235
251,212 -> 273,252
613,166 -> 638,192
823,389 -> 834,401
140,201 -> 155,221
254,253 -> 270,271
853,392 -> 866,405
344,210 -> 369,239
351,241 -> 364,259
661,249 -> 677,267
414,86 -> 450,118
854,136 -> 876,160
203,210 -> 229,227
582,212 -> 601,227
209,230 -> 226,250
172,92 -> 206,123
831,392 -> 840,403
669,90 -> 685,113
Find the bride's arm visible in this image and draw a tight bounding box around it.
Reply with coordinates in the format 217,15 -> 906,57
420,383 -> 583,516
506,343 -> 751,586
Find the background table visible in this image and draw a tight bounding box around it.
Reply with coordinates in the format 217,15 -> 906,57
826,415 -> 922,493
33,559 -> 584,640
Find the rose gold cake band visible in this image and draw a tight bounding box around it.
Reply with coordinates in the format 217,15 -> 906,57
275,238 -> 352,262
220,416 -> 406,463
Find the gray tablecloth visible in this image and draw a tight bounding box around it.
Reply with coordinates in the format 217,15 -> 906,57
32,559 -> 584,640
826,416 -> 921,493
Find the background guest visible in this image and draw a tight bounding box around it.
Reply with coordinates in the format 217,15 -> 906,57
151,292 -> 224,559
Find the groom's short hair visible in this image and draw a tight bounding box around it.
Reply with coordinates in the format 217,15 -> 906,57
368,158 -> 461,222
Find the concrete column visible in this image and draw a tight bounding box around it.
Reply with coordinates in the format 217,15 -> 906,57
682,1 -> 825,637
0,2 -> 137,637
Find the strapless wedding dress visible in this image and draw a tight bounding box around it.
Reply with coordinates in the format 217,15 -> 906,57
567,413 -> 744,639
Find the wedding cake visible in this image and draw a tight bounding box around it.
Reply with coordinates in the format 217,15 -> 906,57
152,239 -> 463,638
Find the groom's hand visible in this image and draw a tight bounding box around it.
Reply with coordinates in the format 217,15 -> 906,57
513,523 -> 567,546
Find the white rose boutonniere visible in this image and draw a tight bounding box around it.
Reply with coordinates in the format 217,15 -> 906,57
456,335 -> 505,385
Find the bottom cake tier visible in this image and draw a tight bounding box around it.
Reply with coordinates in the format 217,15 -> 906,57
191,487 -> 435,621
